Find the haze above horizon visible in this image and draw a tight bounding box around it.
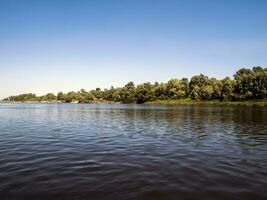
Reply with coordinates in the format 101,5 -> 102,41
1,0 -> 267,98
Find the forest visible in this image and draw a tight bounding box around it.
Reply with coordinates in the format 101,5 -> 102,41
3,67 -> 267,104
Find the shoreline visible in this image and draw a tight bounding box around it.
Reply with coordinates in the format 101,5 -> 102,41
0,100 -> 121,104
1,100 -> 267,106
145,100 -> 267,106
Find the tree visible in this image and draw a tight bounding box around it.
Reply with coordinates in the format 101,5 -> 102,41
200,85 -> 214,100
220,77 -> 235,101
5,66 -> 267,103
84,92 -> 95,102
234,67 -> 267,100
166,79 -> 186,99
181,78 -> 190,97
154,83 -> 167,100
57,92 -> 65,101
234,68 -> 254,100
135,82 -> 155,103
209,78 -> 223,100
189,74 -> 211,100
120,82 -> 136,103
252,67 -> 267,99
41,93 -> 57,101
91,88 -> 103,99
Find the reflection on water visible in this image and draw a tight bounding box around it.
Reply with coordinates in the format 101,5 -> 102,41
0,104 -> 266,200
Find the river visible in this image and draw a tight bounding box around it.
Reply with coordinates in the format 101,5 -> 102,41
0,103 -> 266,199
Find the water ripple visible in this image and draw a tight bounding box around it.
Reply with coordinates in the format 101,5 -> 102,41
0,104 -> 266,200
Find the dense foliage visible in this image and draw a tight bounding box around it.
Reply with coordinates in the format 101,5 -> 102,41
4,67 -> 267,103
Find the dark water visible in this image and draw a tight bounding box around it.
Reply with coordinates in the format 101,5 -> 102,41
0,103 -> 266,200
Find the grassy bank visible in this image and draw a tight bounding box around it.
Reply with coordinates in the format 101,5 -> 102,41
145,99 -> 267,106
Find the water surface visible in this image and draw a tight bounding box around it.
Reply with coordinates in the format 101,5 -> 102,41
0,103 -> 266,200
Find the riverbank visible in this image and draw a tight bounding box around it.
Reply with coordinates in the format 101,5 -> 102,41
0,100 -> 120,104
145,99 -> 267,106
2,99 -> 267,106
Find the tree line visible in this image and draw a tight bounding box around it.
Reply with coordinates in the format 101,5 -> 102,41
4,66 -> 267,103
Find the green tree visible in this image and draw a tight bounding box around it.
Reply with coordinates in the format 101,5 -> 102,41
233,67 -> 267,100
43,93 -> 57,101
209,78 -> 223,100
166,79 -> 186,99
252,66 -> 267,99
5,66 -> 267,103
234,68 -> 254,100
154,83 -> 167,100
123,82 -> 137,103
135,82 -> 155,103
189,74 -> 210,100
57,92 -> 65,101
220,77 -> 235,101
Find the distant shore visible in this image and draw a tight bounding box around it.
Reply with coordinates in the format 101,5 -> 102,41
3,67 -> 266,105
145,99 -> 267,106
1,100 -> 267,106
0,100 -> 120,104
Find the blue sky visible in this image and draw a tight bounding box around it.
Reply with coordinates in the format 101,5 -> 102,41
0,0 -> 267,98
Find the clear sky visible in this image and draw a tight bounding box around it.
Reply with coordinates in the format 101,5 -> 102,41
0,0 -> 267,98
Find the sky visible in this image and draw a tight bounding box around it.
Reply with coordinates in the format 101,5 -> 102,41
0,0 -> 267,98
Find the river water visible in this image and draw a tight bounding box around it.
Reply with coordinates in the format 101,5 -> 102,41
0,103 -> 266,200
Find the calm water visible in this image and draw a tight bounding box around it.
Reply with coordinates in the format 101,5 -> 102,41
0,103 -> 266,200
